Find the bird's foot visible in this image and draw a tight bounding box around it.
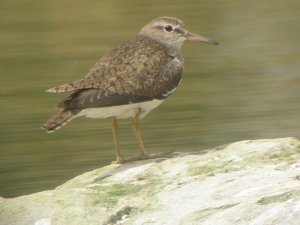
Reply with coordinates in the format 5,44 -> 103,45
111,156 -> 124,164
111,150 -> 174,164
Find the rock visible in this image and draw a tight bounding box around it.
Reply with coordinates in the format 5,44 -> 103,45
1,137 -> 300,225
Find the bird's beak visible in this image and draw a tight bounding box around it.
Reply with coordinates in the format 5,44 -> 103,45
185,32 -> 218,45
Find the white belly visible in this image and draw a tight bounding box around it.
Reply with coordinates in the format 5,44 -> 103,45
78,99 -> 164,119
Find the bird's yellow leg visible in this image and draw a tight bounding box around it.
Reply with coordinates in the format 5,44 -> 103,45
112,117 -> 122,163
132,112 -> 147,158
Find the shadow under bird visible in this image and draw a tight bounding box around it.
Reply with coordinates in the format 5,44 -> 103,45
42,16 -> 218,163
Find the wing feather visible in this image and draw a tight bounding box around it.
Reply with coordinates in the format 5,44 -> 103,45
48,35 -> 183,109
59,89 -> 154,109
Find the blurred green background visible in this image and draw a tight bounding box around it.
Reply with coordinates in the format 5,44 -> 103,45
1,0 -> 300,197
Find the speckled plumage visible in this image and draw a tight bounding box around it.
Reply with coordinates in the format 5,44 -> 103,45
42,16 -> 218,162
48,36 -> 183,98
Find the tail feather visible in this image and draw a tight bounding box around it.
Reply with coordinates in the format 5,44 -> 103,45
46,76 -> 97,93
42,109 -> 81,133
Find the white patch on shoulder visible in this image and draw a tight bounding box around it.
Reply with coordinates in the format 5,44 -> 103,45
78,99 -> 164,119
162,87 -> 177,97
162,79 -> 182,97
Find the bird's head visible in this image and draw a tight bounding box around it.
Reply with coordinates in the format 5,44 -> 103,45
139,16 -> 218,49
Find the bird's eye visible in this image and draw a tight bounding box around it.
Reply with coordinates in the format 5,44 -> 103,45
165,25 -> 173,32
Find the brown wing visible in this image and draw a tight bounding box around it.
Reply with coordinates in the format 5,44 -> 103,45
48,36 -> 182,96
49,36 -> 183,109
59,89 -> 154,109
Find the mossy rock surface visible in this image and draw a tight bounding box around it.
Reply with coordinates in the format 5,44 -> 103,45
1,137 -> 300,225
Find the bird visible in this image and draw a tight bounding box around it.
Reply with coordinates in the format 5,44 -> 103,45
42,16 -> 218,163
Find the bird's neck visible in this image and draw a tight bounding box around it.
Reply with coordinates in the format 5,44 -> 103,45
139,35 -> 184,51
